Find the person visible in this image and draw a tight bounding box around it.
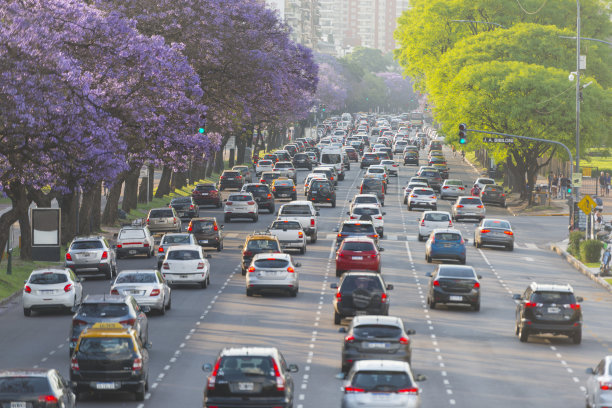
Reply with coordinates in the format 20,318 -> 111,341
471,184 -> 481,196
559,174 -> 567,199
606,172 -> 611,197
461,150 -> 466,161
452,145 -> 457,156
600,171 -> 607,196
551,174 -> 559,198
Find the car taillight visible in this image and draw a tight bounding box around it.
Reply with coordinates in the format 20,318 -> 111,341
236,175 -> 242,179
173,217 -> 177,224
458,187 -> 465,190
163,262 -> 169,270
399,336 -> 410,345
247,201 -> 255,205
150,289 -> 160,296
368,234 -> 378,239
146,218 -> 150,224
272,187 -> 276,191
568,303 -> 581,310
64,283 -> 73,292
132,357 -> 143,371
260,179 -> 265,183
397,388 -> 419,395
197,262 -> 205,269
431,196 -> 436,199
345,386 -> 365,393
599,381 -> 612,390
213,224 -> 218,231
504,231 -> 514,235
381,293 -> 388,303
70,357 -> 79,371
110,289 -> 119,295
375,216 -> 382,220
207,359 -> 221,390
420,220 -> 425,226
66,253 -> 72,261
190,204 -> 195,209
443,186 -> 449,189
24,285 -> 32,293
344,335 -> 355,343
272,359 -> 285,391
99,250 -> 108,260
433,280 -> 440,287
248,266 -> 256,273
243,250 -> 253,257
287,267 -> 295,273
226,201 -> 233,205
456,205 -> 464,208
120,318 -> 136,326
158,247 -> 164,253
311,218 -> 315,226
116,244 -> 123,248
410,194 -> 416,198
476,205 -> 484,208
480,229 -> 490,233
298,231 -> 303,238
144,242 -> 150,248
267,193 -> 272,198
336,292 -> 342,302
525,302 -> 538,308
473,282 -> 480,289
292,186 -> 296,191
448,220 -> 453,227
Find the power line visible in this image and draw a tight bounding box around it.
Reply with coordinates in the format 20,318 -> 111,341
535,84 -> 575,106
515,0 -> 549,15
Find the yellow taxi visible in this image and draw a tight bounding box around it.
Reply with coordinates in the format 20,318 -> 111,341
70,322 -> 149,401
240,233 -> 282,275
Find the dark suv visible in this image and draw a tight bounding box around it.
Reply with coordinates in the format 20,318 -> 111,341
271,178 -> 297,201
307,179 -> 336,207
169,196 -> 198,219
480,184 -> 507,207
330,271 -> 393,325
360,153 -> 380,169
219,170 -> 244,190
188,217 -> 224,251
292,152 -> 313,170
513,283 -> 583,344
242,183 -> 275,213
202,347 -> 298,408
359,178 -> 385,204
69,294 -> 149,356
192,183 -> 222,207
0,369 -> 75,408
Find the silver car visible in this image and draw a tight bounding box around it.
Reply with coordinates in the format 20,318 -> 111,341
157,233 -> 197,268
451,196 -> 486,222
146,207 -> 181,234
111,269 -> 171,314
350,194 -> 382,213
440,179 -> 467,200
474,218 -> 514,250
65,236 -> 117,279
407,187 -> 437,211
223,192 -> 259,222
245,253 -> 301,297
403,182 -> 428,204
586,356 -> 612,408
116,226 -> 155,259
342,360 -> 425,408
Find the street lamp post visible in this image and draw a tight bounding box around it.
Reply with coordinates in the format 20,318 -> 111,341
574,0 -> 581,203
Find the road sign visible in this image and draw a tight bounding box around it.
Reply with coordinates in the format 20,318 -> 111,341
571,173 -> 582,187
483,137 -> 514,144
139,166 -> 148,178
577,195 -> 597,215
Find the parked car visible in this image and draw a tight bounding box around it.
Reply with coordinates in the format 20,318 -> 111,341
23,268 -> 83,316
161,245 -> 211,288
335,237 -> 382,276
331,272 -> 393,325
0,369 -> 76,408
474,218 -> 514,250
425,228 -> 467,264
426,264 -> 481,311
223,192 -> 259,222
245,253 -> 301,297
191,183 -> 222,207
451,196 -> 486,222
157,232 -> 198,267
188,217 -> 224,251
146,207 -> 181,234
111,269 -> 171,314
169,196 -> 198,219
271,178 -> 298,200
65,235 -> 117,279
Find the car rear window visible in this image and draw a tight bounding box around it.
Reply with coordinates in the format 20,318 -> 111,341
353,207 -> 379,216
434,233 -> 462,241
531,291 -> 576,304
167,250 -> 201,260
228,195 -> 251,202
280,205 -> 312,215
355,197 -> 378,205
171,197 -> 192,204
445,180 -> 462,186
79,303 -> 129,317
274,180 -> 293,187
275,163 -> 292,168
0,377 -> 51,394
195,184 -> 216,192
478,179 -> 495,185
149,209 -> 174,218
341,223 -> 375,233
342,276 -> 383,292
254,259 -> 289,268
420,171 -> 439,178
354,325 -> 401,338
223,171 -> 240,176
484,185 -> 502,191
459,197 -> 483,205
245,185 -> 269,194
271,221 -> 301,230
342,242 -> 375,252
115,273 -> 157,284
217,356 -> 275,377
483,220 -> 511,229
247,239 -> 279,251
118,229 -> 145,239
412,189 -> 434,195
258,160 -> 273,166
368,168 -> 384,173
294,154 -> 307,159
437,268 -> 475,278
79,337 -> 133,355
163,234 -> 193,244
71,241 -> 104,250
29,272 -> 68,285
362,179 -> 382,188
364,154 -> 377,159
424,213 -> 450,222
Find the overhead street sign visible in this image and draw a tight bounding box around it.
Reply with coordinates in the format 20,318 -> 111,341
577,195 -> 597,215
483,137 -> 514,144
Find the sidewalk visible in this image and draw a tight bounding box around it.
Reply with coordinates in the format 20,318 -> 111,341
551,240 -> 612,294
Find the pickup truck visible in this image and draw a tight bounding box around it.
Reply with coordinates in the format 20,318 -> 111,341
268,220 -> 307,254
273,161 -> 297,181
276,201 -> 319,244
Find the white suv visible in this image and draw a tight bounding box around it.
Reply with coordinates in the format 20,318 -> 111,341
407,187 -> 437,211
417,211 -> 453,241
224,192 -> 259,222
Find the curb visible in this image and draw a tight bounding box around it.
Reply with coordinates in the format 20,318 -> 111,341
0,290 -> 21,308
550,243 -> 612,294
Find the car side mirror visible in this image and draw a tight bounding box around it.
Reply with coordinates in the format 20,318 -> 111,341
202,363 -> 212,372
477,275 -> 482,279
330,283 -> 338,289
405,329 -> 416,335
113,233 -> 118,239
141,306 -> 151,313
295,263 -> 302,267
223,199 -> 227,202
586,368 -> 595,375
145,341 -> 153,349
338,327 -> 347,333
576,296 -> 584,302
346,212 -> 350,215
206,254 -> 212,259
379,248 -> 385,252
316,211 -> 320,216
425,272 -> 432,277
464,238 -> 469,243
382,212 -> 386,216
512,294 -> 522,300
386,284 -> 394,290
220,225 -> 225,229
414,374 -> 427,382
288,364 -> 299,373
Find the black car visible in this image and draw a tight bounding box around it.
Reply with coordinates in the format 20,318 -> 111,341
69,294 -> 149,356
169,196 -> 199,219
417,169 -> 443,192
513,283 -> 583,344
219,170 -> 244,190
426,264 -> 481,311
242,183 -> 275,213
192,183 -> 222,207
271,179 -> 297,201
360,153 -> 380,169
0,368 -> 76,408
284,144 -> 298,157
480,184 -> 507,207
330,271 -> 393,325
307,179 -> 336,207
292,153 -> 313,169
403,150 -> 419,165
202,347 -> 298,408
188,217 -> 224,251
336,220 -> 378,247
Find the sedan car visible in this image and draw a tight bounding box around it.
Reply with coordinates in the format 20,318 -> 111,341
425,228 -> 467,264
232,165 -> 253,183
407,187 -> 437,211
271,178 -> 298,201
341,360 -> 424,408
331,272 -> 393,325
452,196 -> 486,222
474,218 -> 514,250
65,235 -> 117,279
480,184 -> 507,207
110,269 -> 171,314
336,237 -> 382,276
359,178 -> 385,205
23,268 -> 83,316
585,356 -> 612,408
246,253 -> 301,297
0,368 -> 76,408
156,233 -> 197,268
426,264 -> 481,311
223,192 -> 259,222
339,315 -> 415,373
403,181 -> 428,204
417,211 -> 453,242
161,245 -> 211,288
440,179 -> 467,200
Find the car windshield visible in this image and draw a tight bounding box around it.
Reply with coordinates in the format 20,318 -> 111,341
78,303 -> 128,317
171,197 -> 192,204
115,273 -> 157,284
341,224 -> 375,233
167,250 -> 200,260
0,377 -> 51,394
71,241 -> 104,250
342,276 -> 383,292
245,185 -> 269,194
228,195 -> 251,202
118,229 -> 145,239
79,337 -> 133,355
353,207 -> 379,216
247,239 -> 279,251
353,325 -> 401,339
29,272 -> 68,285
434,233 -> 462,241
483,220 -> 511,229
163,234 -> 193,244
149,209 -> 173,218
271,221 -> 301,230
254,259 -> 290,268
280,205 -> 311,215
438,268 -> 475,278
218,356 -> 275,378
424,213 -> 449,222
342,242 -> 375,252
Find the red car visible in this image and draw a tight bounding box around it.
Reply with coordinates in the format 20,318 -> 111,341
344,147 -> 359,162
192,183 -> 222,207
335,237 -> 382,277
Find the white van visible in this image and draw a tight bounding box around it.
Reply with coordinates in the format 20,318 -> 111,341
320,146 -> 345,181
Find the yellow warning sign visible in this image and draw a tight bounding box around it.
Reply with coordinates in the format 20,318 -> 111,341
577,195 -> 597,215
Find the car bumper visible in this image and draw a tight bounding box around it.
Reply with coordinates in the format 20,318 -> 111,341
409,201 -> 436,208
522,320 -> 581,335
432,288 -> 479,305
280,240 -> 306,248
23,292 -> 74,309
336,259 -> 379,272
220,181 -> 243,189
131,295 -> 165,310
479,235 -> 513,246
116,247 -> 150,257
193,196 -> 221,205
342,348 -> 410,368
204,396 -> 291,408
429,247 -> 465,261
67,263 -> 111,275
163,272 -> 208,285
196,237 -> 221,247
334,303 -> 389,317
342,394 -> 420,408
454,211 -> 485,219
148,225 -> 181,233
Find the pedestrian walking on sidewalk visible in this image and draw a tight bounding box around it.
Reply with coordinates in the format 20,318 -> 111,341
606,172 -> 611,196
600,172 -> 607,196
559,174 -> 568,199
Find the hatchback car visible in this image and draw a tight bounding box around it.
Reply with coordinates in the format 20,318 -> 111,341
232,165 -> 253,183
407,187 -> 437,211
440,179 -> 467,200
219,170 -> 244,190
146,207 -> 181,234
240,233 -> 282,275
452,196 -> 486,222
348,205 -> 385,237
417,211 -> 453,242
191,183 -> 222,207
474,177 -> 496,191
202,347 -> 298,408
307,178 -> 336,207
111,269 -> 171,314
340,316 -> 416,373
344,147 -> 359,162
513,282 -> 583,343
426,264 -> 481,311
336,237 -> 382,276
585,356 -> 612,408
474,218 -> 514,250
23,268 -> 83,316
223,192 -> 258,222
425,228 -> 467,264
161,245 -> 211,288
331,272 -> 393,325
480,184 -> 507,207
156,233 -> 197,268
271,178 -> 297,200
116,226 -> 155,259
403,181 -> 428,204
187,217 -> 224,251
403,149 -> 420,166
359,178 -> 385,205
0,368 -> 76,408
245,253 -> 301,297
169,196 -> 198,219
255,159 -> 274,176
65,235 -> 117,278
292,152 -> 313,169
360,152 -> 380,168
349,194 -> 382,213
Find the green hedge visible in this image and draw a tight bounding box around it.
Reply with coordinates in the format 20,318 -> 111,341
568,231 -> 583,257
580,240 -> 604,263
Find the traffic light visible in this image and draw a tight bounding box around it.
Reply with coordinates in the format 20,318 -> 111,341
321,104 -> 326,112
424,103 -> 429,111
198,112 -> 206,134
458,123 -> 467,144
567,185 -> 572,194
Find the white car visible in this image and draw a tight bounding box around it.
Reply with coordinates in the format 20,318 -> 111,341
441,179 -> 467,199
379,159 -> 399,176
161,244 -> 211,288
417,211 -> 453,241
348,204 -> 385,237
585,356 -> 612,408
404,182 -> 428,204
349,194 -> 382,213
407,187 -> 437,211
23,268 -> 83,316
365,165 -> 389,185
224,192 -> 259,222
245,253 -> 301,297
110,269 -> 171,314
474,177 -> 496,191
255,159 -> 274,175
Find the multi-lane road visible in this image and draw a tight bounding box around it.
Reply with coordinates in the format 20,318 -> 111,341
1,147 -> 610,408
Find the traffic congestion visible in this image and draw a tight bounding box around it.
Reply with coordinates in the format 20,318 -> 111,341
2,112 -> 611,408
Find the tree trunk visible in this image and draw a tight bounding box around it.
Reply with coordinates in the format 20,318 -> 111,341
237,133 -> 246,165
155,166 -> 172,198
78,187 -> 96,236
148,165 -> 154,201
102,179 -> 123,226
59,191 -> 77,245
205,158 -> 214,178
92,182 -> 102,232
172,171 -> 188,190
214,149 -> 224,174
138,176 -> 148,203
122,168 -> 139,213
0,208 -> 19,265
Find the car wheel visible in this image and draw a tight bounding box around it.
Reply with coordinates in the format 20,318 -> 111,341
299,245 -> 305,255
506,243 -> 514,251
336,269 -> 342,277
166,295 -> 172,310
403,197 -> 407,204
475,240 -> 481,249
472,302 -> 480,312
331,201 -> 336,208
417,234 -> 423,242
105,267 -> 112,280
290,288 -> 298,297
518,325 -> 529,342
334,311 -> 341,325
23,308 -> 31,317
572,330 -> 582,345
253,214 -> 258,222
407,205 -> 412,211
310,233 -> 317,244
246,288 -> 254,297
135,385 -> 145,402
241,267 -> 246,276
146,248 -> 152,258
428,297 -> 436,310
459,258 -> 466,265
159,299 -> 166,315
201,278 -> 208,289
224,215 -> 230,223
426,253 -> 431,263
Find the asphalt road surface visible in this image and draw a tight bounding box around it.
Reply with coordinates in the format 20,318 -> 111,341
0,146 -> 610,408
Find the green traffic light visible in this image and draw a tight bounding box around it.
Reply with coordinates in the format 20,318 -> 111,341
198,128 -> 205,134
459,137 -> 466,144
567,186 -> 572,194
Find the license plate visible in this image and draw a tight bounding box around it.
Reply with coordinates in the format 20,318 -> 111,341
238,382 -> 254,391
129,250 -> 137,255
365,342 -> 388,349
352,256 -> 363,260
201,193 -> 209,196
372,393 -> 392,399
10,403 -> 26,408
449,295 -> 463,301
280,194 -> 289,197
179,212 -> 186,216
355,310 -> 367,316
95,382 -> 116,390
80,252 -> 90,257
40,290 -> 55,294
199,240 -> 209,244
180,275 -> 188,278
130,290 -> 142,295
262,271 -> 282,276
548,307 -> 560,313
227,178 -> 234,180
444,244 -> 453,247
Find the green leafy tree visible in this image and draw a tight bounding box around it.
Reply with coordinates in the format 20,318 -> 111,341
342,47 -> 392,73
